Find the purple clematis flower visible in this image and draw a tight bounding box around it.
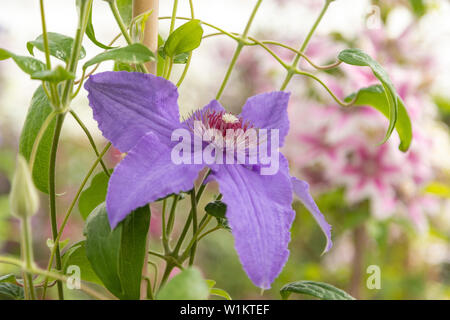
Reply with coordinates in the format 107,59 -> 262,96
85,71 -> 332,289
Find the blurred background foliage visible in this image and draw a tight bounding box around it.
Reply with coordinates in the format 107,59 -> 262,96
0,0 -> 449,299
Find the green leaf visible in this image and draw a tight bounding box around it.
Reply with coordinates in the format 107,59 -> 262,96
46,238 -> 70,252
424,182 -> 450,198
113,61 -> 136,72
83,43 -> 155,70
117,0 -> 133,26
163,20 -> 203,58
19,86 -> 57,193
27,32 -> 86,63
210,288 -> 232,300
205,200 -> 226,219
0,48 -> 46,75
0,283 -> 24,300
205,200 -> 230,231
409,0 -> 426,17
205,279 -> 232,300
0,274 -> 17,284
158,47 -> 189,64
78,170 -> 111,220
62,240 -> 103,286
345,85 -> 412,151
338,48 -> 399,145
280,281 -> 355,300
157,267 -> 209,300
31,65 -> 75,83
85,8 -> 116,50
84,202 -> 150,299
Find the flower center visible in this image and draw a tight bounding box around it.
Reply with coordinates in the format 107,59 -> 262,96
222,113 -> 239,124
186,109 -> 253,136
184,108 -> 259,152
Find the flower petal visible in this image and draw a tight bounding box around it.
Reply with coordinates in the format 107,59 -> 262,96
85,71 -> 180,152
211,163 -> 295,289
239,92 -> 290,146
291,177 -> 332,253
107,132 -> 203,228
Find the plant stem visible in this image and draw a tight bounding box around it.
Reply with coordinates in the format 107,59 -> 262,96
42,142 -> 111,299
169,0 -> 179,34
69,110 -> 110,176
109,1 -> 149,74
215,0 -> 263,100
279,0 -> 333,90
61,0 -> 92,107
0,256 -> 110,300
166,194 -> 179,237
161,198 -> 170,253
110,0 -> 134,45
21,217 -> 36,300
189,189 -> 198,266
39,0 -> 51,69
48,113 -> 65,299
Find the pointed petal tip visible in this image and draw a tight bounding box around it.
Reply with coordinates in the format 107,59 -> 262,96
291,177 -> 333,254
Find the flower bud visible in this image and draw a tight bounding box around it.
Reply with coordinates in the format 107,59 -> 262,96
9,155 -> 40,218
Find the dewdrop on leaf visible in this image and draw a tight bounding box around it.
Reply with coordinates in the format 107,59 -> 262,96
9,155 -> 40,218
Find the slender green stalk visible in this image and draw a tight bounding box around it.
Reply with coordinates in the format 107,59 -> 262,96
45,2 -> 92,299
110,0 -> 149,73
169,0 -> 179,33
161,198 -> 170,253
39,0 -> 51,68
48,113 -> 65,299
180,215 -> 212,262
159,16 -> 242,42
159,262 -> 174,289
189,189 -> 198,266
166,194 -> 179,236
0,256 -> 110,300
148,261 -> 158,293
39,0 -> 59,108
110,0 -> 133,44
215,0 -> 263,100
42,143 -> 111,299
279,0 -> 333,90
69,110 -> 110,176
21,217 -> 36,300
61,0 -> 92,106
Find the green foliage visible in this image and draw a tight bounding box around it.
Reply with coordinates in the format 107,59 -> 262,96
339,48 -> 400,146
19,86 -> 56,194
0,283 -> 24,300
345,85 -> 412,151
116,0 -> 133,26
0,274 -> 17,284
163,20 -> 203,58
78,170 -> 111,220
206,279 -> 232,300
157,267 -> 210,300
85,8 -> 115,50
205,200 -> 230,231
425,182 -> 450,198
31,65 -> 75,83
83,43 -> 155,70
62,240 -> 103,285
27,32 -> 86,63
84,202 -> 150,299
280,281 -> 355,300
0,48 -> 45,75
409,0 -> 426,17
